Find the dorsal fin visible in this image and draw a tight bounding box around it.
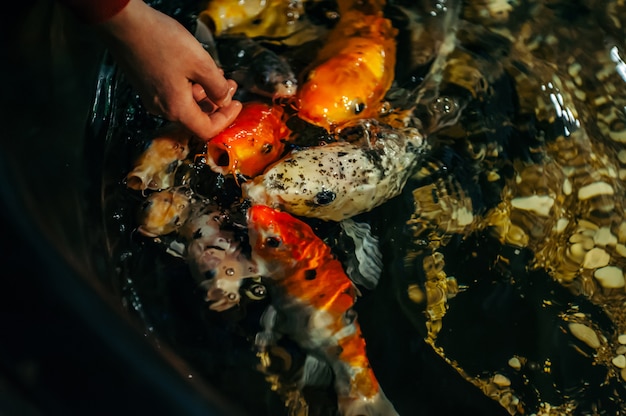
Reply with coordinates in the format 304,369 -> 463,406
340,219 -> 383,289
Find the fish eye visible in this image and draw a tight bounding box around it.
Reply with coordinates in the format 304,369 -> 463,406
141,199 -> 153,211
354,101 -> 365,114
261,143 -> 273,154
314,190 -> 336,205
265,236 -> 281,248
245,283 -> 267,300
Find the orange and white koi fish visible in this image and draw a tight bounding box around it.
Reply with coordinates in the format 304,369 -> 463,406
205,101 -> 290,179
246,205 -> 398,416
136,188 -> 192,237
126,125 -> 192,191
296,0 -> 397,131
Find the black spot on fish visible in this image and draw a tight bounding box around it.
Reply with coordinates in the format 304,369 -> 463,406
192,228 -> 202,239
314,190 -> 336,205
304,269 -> 317,280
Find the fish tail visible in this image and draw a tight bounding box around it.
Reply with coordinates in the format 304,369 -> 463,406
330,325 -> 399,415
338,390 -> 398,416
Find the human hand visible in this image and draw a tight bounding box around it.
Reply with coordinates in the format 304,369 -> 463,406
95,0 -> 242,140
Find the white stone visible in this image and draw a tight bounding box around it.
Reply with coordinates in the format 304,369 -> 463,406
554,218 -> 569,233
569,233 -> 594,250
563,178 -> 572,195
578,220 -> 599,231
593,266 -> 625,288
582,247 -> 611,269
618,334 -> 626,345
594,227 -> 618,247
493,374 -> 511,387
567,243 -> 587,263
511,195 -> 554,217
577,181 -> 614,200
612,355 -> 626,368
569,323 -> 601,348
619,223 -> 626,243
508,357 -> 521,370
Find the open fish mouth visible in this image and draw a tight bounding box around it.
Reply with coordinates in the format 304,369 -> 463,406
200,281 -> 240,311
206,296 -> 238,312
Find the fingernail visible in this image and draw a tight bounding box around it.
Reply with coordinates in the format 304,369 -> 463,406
220,86 -> 235,107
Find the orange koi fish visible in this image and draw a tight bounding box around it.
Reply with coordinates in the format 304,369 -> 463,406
296,2 -> 397,131
206,102 -> 290,179
247,205 -> 398,415
126,125 -> 192,191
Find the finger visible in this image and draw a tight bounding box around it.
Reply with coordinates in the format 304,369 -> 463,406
195,69 -> 238,106
191,83 -> 219,113
217,79 -> 237,107
180,100 -> 242,141
191,83 -> 208,102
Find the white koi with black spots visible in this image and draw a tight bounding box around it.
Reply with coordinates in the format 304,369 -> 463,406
242,120 -> 426,222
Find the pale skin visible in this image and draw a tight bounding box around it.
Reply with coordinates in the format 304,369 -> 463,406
95,0 -> 243,140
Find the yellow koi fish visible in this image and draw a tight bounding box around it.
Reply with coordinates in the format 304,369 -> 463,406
296,0 -> 397,131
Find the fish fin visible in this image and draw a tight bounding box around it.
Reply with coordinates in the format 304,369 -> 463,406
194,18 -> 220,63
255,305 -> 280,349
338,390 -> 399,416
299,355 -> 333,388
340,219 -> 383,290
166,240 -> 186,258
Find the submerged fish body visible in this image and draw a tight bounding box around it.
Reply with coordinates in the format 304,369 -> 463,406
126,125 -> 191,191
216,36 -> 298,99
243,120 -> 425,221
246,205 -> 398,415
296,8 -> 397,131
206,102 -> 290,179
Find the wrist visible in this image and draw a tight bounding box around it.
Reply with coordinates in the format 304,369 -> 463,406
95,0 -> 154,43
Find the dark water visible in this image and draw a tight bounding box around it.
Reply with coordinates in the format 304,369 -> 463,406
98,1 -> 626,415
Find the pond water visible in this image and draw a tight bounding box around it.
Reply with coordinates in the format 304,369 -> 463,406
97,1 -> 626,414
